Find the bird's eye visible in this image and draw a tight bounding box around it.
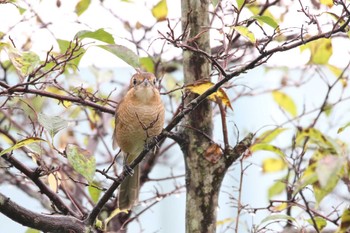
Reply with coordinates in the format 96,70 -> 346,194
153,79 -> 157,85
133,78 -> 137,86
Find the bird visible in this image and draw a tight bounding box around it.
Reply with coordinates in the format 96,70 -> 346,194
113,70 -> 165,210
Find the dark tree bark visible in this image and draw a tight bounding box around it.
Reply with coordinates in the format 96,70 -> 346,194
180,1 -> 221,232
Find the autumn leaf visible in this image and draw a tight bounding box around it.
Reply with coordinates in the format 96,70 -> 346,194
47,172 -> 62,193
320,0 -> 333,7
300,38 -> 333,65
250,144 -> 286,158
152,0 -> 168,21
75,0 -> 91,16
233,26 -> 256,43
0,138 -> 45,157
203,143 -> 223,163
270,202 -> 288,212
262,157 -> 287,173
337,208 -> 350,233
272,91 -> 297,117
254,128 -> 287,144
186,81 -> 233,109
6,47 -> 40,77
104,208 -> 129,228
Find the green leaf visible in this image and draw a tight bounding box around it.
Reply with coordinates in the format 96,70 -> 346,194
236,0 -> 244,10
18,7 -> 26,15
248,5 -> 275,19
152,0 -> 168,21
25,228 -> 41,233
88,182 -> 101,204
75,0 -> 91,16
252,15 -> 279,29
57,39 -> 85,69
0,138 -> 45,157
7,47 -> 40,77
268,180 -> 286,199
306,217 -> 327,231
38,113 -> 68,139
250,144 -> 286,158
262,157 -> 287,173
75,28 -> 115,44
66,144 -> 96,183
140,57 -> 155,73
272,91 -> 297,117
98,44 -> 140,68
255,128 -> 287,144
211,0 -> 219,8
260,214 -> 296,224
233,26 -> 256,43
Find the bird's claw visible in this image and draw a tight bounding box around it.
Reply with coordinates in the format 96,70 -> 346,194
124,164 -> 134,176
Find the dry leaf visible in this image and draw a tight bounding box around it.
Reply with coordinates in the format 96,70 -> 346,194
186,81 -> 233,110
203,143 -> 223,163
47,172 -> 62,193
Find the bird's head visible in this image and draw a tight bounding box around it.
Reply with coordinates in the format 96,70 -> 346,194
128,71 -> 160,102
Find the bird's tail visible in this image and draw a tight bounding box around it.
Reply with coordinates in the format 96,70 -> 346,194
118,164 -> 140,210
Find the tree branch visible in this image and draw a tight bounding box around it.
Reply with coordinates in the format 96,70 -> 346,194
0,192 -> 87,233
0,82 -> 114,114
1,152 -> 80,218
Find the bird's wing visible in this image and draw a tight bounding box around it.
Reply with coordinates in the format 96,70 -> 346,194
112,109 -> 119,150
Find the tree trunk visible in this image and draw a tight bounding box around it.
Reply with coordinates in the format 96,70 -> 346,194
180,1 -> 227,233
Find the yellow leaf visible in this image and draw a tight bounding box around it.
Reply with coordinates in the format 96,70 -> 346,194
47,172 -> 61,193
186,81 -> 233,109
320,0 -> 333,7
301,38 -> 333,65
48,173 -> 57,192
255,128 -> 287,144
306,217 -> 327,231
262,157 -> 287,173
152,0 -> 168,21
46,87 -> 72,107
271,202 -> 288,212
217,218 -> 234,226
104,208 -> 129,228
268,181 -> 286,199
337,208 -> 350,233
250,143 -> 286,158
272,91 -> 297,117
233,26 -> 256,43
0,138 -> 45,157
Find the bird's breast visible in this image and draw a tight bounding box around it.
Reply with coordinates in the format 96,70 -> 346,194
115,100 -> 165,156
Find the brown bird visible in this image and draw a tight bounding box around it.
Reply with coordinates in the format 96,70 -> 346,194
113,70 -> 165,210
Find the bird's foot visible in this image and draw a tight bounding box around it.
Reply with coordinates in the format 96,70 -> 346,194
123,164 -> 134,176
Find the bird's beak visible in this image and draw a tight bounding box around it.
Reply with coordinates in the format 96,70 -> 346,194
142,78 -> 150,87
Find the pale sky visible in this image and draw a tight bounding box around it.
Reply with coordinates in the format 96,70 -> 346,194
1,0 -> 349,69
